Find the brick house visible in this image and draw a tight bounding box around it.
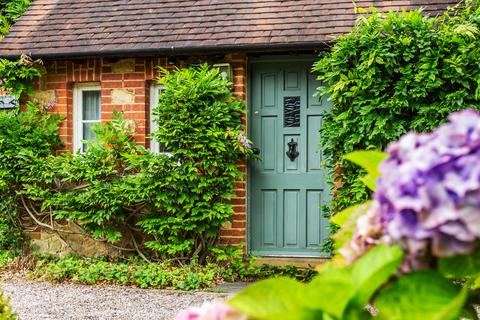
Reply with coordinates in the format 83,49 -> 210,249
0,0 -> 458,259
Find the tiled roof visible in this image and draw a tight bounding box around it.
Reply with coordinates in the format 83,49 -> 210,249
0,0 -> 461,58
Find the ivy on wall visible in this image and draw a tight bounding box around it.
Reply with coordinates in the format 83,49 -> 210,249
314,2 -> 480,251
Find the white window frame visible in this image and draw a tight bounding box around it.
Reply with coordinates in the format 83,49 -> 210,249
149,83 -> 167,154
73,84 -> 101,153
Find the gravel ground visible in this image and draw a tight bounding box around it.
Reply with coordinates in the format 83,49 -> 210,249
1,278 -> 229,320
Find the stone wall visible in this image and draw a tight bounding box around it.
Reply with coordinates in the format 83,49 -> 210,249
26,224 -> 120,258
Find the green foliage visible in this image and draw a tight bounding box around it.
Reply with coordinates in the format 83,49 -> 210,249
140,64 -> 249,259
328,201 -> 372,258
314,2 -> 480,252
0,54 -> 43,98
0,103 -> 62,255
0,1 -> 38,99
27,252 -> 315,291
228,148 -> 477,319
0,65 -> 250,263
0,290 -> 15,320
230,244 -> 409,319
439,249 -> 480,278
230,277 -> 309,320
343,151 -> 388,191
31,255 -> 223,290
229,244 -> 473,320
375,271 -> 467,320
0,0 -> 31,37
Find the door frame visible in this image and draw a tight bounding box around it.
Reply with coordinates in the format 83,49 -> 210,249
246,54 -> 326,257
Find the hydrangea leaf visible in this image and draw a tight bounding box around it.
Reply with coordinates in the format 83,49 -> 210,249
228,277 -> 312,320
438,248 -> 480,278
304,268 -> 356,318
375,271 -> 467,320
344,150 -> 388,177
350,244 -> 403,307
331,201 -> 372,227
331,201 -> 372,251
344,151 -> 388,191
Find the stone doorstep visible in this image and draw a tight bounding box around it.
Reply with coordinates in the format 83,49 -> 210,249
253,257 -> 329,269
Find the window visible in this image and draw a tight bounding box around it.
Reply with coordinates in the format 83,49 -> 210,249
73,84 -> 101,153
149,84 -> 168,153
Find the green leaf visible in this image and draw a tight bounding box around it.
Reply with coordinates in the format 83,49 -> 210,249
344,151 -> 388,176
359,175 -> 377,191
439,248 -> 480,278
304,268 -> 356,318
228,277 -> 309,320
350,244 -> 404,307
331,201 -> 371,226
344,151 -> 388,191
375,271 -> 467,320
331,201 -> 372,251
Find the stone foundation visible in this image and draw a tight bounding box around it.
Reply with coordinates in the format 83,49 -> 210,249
26,227 -> 120,258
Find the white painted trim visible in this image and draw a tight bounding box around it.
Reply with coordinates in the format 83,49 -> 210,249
149,83 -> 165,154
73,84 -> 101,153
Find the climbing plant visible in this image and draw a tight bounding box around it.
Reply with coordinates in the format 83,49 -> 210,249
313,1 -> 480,252
0,0 -> 31,37
0,0 -> 41,98
0,65 -> 251,263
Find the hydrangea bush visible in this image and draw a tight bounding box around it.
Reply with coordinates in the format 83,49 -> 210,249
344,110 -> 480,271
178,109 -> 480,319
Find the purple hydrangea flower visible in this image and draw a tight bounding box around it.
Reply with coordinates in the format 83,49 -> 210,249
343,109 -> 480,269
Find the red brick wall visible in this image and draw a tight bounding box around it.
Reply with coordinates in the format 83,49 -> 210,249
219,53 -> 248,246
39,54 -> 248,248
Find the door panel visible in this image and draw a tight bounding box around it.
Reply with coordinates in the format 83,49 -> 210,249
249,59 -> 331,257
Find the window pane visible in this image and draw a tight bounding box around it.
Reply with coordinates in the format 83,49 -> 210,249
82,122 -> 98,152
82,91 -> 100,120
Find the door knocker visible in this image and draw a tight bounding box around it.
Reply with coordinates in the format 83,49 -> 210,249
286,138 -> 299,161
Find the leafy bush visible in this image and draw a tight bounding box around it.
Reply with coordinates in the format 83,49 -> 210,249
0,0 -> 31,37
0,290 -> 15,320
28,252 -> 315,290
313,2 -> 480,252
0,103 -> 62,255
0,65 -> 250,263
0,55 -> 43,98
31,255 -> 219,290
0,1 -> 39,99
141,64 -> 249,259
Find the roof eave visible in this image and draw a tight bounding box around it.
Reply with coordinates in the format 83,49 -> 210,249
0,41 -> 333,60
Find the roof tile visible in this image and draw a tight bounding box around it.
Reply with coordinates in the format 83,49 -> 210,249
0,0 -> 460,58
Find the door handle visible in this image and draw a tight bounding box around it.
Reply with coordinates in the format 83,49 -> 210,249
251,147 -> 261,155
286,138 -> 299,161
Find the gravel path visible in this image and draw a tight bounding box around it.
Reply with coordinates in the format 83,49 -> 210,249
1,278 -> 229,320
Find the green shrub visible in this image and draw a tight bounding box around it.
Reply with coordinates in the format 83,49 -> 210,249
1,65 -> 250,263
0,1 -> 39,99
0,55 -> 43,98
0,290 -> 15,320
28,253 -> 316,290
142,64 -> 248,259
313,2 -> 480,252
0,103 -> 62,255
0,0 -> 31,37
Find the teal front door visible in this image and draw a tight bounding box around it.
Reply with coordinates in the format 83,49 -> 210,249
249,58 -> 331,257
